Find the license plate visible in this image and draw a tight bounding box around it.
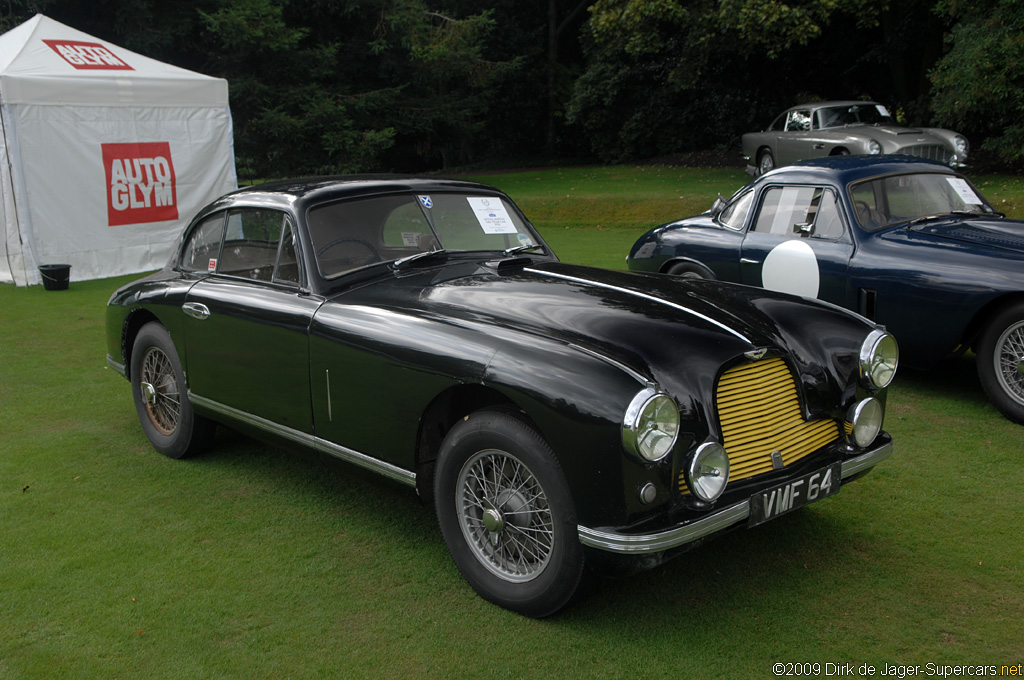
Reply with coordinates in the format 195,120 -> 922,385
748,462 -> 842,527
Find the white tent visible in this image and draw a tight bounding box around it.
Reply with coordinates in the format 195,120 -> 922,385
0,14 -> 237,286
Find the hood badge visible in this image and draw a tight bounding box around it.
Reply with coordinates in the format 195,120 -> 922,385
745,348 -> 769,361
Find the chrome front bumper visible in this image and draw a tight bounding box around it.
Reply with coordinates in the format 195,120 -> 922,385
577,439 -> 893,554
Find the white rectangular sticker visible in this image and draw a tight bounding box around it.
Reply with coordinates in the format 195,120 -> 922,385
401,232 -> 422,247
467,197 -> 517,234
946,177 -> 983,205
875,104 -> 890,118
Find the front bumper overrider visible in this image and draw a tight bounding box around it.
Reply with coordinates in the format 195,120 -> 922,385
577,438 -> 893,554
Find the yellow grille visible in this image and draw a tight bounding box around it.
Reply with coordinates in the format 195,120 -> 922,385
679,357 -> 841,494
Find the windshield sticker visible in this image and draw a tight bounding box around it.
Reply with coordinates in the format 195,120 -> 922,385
875,104 -> 890,117
401,232 -> 422,247
418,195 -> 432,209
208,258 -> 217,272
946,177 -> 983,205
467,197 -> 517,234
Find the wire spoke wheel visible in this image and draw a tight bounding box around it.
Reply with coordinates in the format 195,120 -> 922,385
140,345 -> 182,435
456,449 -> 554,583
994,320 -> 1024,406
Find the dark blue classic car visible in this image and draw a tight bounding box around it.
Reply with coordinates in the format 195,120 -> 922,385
627,155 -> 1024,423
107,177 -> 895,617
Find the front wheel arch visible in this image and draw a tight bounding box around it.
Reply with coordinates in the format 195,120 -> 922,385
661,259 -> 716,280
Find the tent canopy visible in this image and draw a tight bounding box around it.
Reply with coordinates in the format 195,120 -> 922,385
0,14 -> 237,286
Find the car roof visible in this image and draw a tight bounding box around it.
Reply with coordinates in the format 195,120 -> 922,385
762,154 -> 955,186
784,100 -> 881,111
206,175 -> 502,213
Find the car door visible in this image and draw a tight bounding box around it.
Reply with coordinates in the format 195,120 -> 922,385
739,185 -> 855,308
775,109 -> 813,165
180,207 -> 321,434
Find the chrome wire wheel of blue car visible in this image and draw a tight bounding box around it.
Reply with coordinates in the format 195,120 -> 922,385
435,409 -> 584,617
130,322 -> 213,459
978,302 -> 1024,425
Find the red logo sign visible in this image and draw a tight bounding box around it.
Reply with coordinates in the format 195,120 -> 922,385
102,143 -> 178,226
43,39 -> 132,70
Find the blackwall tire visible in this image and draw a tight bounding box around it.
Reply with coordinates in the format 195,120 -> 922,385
757,149 -> 775,176
977,302 -> 1024,425
666,261 -> 711,279
130,322 -> 214,459
434,409 -> 584,618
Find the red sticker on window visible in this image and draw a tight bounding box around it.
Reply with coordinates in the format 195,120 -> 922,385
43,40 -> 133,70
102,142 -> 178,226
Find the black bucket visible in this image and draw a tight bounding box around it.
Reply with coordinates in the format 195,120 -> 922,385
39,264 -> 71,291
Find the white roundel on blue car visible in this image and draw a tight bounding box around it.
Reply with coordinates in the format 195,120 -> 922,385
761,240 -> 819,298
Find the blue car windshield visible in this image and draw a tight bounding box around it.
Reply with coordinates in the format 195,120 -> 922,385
849,173 -> 997,231
307,192 -> 541,279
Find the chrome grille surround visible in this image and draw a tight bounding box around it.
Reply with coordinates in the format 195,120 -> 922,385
897,145 -> 951,163
679,357 -> 841,494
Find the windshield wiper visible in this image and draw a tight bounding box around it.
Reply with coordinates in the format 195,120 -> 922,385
907,211 -> 981,227
392,248 -> 447,270
502,244 -> 544,256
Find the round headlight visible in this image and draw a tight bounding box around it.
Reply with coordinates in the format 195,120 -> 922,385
954,135 -> 969,156
688,442 -> 730,502
868,140 -> 882,154
860,329 -> 899,389
622,388 -> 680,462
847,398 -> 883,448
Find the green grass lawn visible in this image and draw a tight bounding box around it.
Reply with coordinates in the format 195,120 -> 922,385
2,165 -> 1023,678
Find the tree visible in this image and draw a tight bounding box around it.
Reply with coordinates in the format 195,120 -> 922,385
930,0 -> 1024,166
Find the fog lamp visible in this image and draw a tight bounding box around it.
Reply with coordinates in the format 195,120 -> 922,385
688,442 -> 730,502
847,398 -> 883,448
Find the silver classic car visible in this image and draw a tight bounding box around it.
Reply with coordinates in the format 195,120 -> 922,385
742,101 -> 968,176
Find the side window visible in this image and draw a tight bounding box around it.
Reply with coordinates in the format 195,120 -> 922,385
718,190 -> 753,230
769,114 -> 787,132
180,214 -> 225,273
786,110 -> 811,131
219,209 -> 288,282
273,220 -> 301,285
754,186 -> 844,239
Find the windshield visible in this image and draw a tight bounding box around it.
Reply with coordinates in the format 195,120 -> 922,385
849,172 -> 997,231
307,192 -> 542,278
817,103 -> 893,129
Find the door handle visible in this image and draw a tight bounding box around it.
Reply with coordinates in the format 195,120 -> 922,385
182,302 -> 210,320
740,258 -> 760,265
812,143 -> 824,149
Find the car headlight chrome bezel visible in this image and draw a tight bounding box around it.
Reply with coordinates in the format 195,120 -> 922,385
860,329 -> 899,389
954,135 -> 969,156
867,140 -> 882,155
847,397 -> 883,448
622,387 -> 680,462
687,442 -> 730,502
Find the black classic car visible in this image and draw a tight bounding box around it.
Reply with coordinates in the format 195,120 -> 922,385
627,155 -> 1024,424
107,177 -> 896,617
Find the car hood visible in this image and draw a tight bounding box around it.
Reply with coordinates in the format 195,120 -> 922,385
336,259 -> 873,413
862,124 -> 943,141
907,216 -> 1024,253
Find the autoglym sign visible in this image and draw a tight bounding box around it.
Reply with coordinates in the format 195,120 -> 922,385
42,39 -> 133,70
102,142 -> 178,226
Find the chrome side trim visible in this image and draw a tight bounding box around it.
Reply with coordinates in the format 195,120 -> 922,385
840,439 -> 893,478
578,501 -> 751,553
107,354 -> 126,378
580,439 -> 894,554
190,393 -> 417,487
568,343 -> 650,385
525,268 -> 751,344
